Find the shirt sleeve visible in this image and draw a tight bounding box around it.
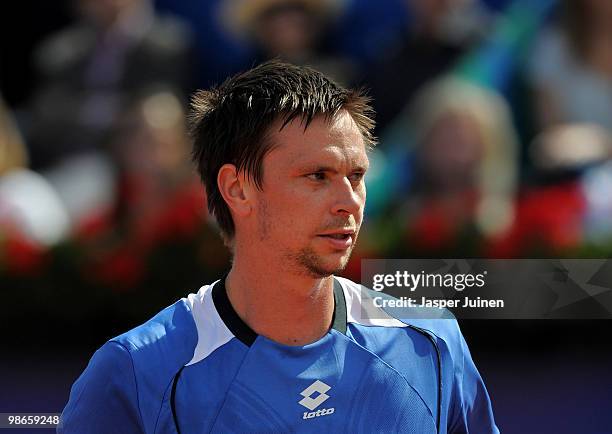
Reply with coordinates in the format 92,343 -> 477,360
449,326 -> 500,434
58,340 -> 145,434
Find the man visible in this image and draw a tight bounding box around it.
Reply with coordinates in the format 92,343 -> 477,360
59,60 -> 499,433
27,0 -> 192,169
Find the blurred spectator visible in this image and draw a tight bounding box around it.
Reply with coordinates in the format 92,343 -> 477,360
222,0 -> 356,85
0,96 -> 70,274
107,91 -> 200,239
527,0 -> 612,131
492,123 -> 612,256
153,0 -> 252,88
343,77 -> 518,279
328,0 -> 409,68
24,0 -> 194,170
395,77 -> 518,255
75,92 -> 214,289
41,152 -> 116,241
366,0 -> 491,132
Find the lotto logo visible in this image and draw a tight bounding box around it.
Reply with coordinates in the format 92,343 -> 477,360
298,380 -> 335,420
298,380 -> 330,411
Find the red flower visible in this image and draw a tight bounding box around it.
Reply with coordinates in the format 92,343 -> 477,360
87,245 -> 145,290
2,234 -> 47,275
487,181 -> 586,257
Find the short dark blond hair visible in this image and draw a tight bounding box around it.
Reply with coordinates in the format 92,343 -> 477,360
189,60 -> 376,241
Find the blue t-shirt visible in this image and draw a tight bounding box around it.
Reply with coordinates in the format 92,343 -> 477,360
58,276 -> 499,433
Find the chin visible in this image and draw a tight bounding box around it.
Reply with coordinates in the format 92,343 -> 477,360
286,244 -> 354,278
304,252 -> 352,278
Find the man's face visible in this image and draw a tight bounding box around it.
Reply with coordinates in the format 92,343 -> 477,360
251,110 -> 368,278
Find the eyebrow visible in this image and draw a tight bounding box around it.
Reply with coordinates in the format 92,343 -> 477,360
300,163 -> 369,173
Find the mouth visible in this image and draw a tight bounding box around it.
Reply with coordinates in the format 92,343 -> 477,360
316,230 -> 356,249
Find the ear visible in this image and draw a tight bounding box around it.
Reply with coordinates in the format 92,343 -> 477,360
217,164 -> 254,217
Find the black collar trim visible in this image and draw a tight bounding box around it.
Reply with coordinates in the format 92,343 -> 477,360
212,276 -> 257,346
331,277 -> 347,334
212,276 -> 348,347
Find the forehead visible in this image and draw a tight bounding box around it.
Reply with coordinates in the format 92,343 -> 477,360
265,111 -> 368,166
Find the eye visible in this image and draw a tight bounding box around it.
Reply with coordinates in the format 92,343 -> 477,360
348,171 -> 365,183
306,172 -> 327,182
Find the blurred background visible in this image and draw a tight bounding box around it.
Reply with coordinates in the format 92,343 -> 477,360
1,0 -> 612,432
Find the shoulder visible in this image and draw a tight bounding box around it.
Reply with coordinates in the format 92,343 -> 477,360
114,297 -> 195,349
60,297 -> 200,434
112,279 -> 236,369
101,297 -> 200,407
334,276 -> 464,353
334,276 -> 498,432
111,289 -> 208,370
60,284 -> 222,433
74,286 -> 213,431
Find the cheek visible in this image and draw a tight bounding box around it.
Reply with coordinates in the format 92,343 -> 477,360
260,189 -> 313,230
356,185 -> 367,217
359,183 -> 367,203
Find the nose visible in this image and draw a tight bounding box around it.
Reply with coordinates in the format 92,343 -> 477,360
331,177 -> 365,217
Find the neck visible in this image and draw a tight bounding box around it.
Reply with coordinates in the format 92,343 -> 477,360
225,255 -> 335,346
